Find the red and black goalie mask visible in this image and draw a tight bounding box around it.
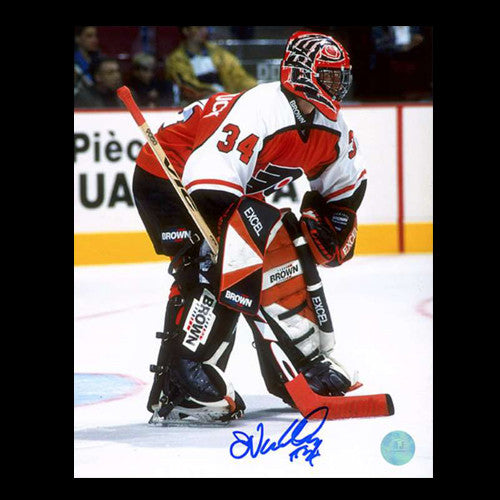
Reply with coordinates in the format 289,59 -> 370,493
281,31 -> 352,121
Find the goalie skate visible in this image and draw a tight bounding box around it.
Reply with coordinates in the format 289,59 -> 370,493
148,392 -> 245,427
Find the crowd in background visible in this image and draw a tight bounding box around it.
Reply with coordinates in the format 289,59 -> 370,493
74,26 -> 433,109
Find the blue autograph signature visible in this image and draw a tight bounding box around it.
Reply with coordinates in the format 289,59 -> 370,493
229,407 -> 328,467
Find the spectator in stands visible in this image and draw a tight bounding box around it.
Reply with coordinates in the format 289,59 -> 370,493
231,26 -> 255,39
368,26 -> 432,100
127,53 -> 176,108
372,26 -> 424,55
165,25 -> 257,105
74,26 -> 101,90
74,57 -> 123,108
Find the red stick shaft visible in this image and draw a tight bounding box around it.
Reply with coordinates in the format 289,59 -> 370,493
117,86 -> 145,126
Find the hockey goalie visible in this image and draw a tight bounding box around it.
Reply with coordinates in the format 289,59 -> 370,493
130,32 -> 390,425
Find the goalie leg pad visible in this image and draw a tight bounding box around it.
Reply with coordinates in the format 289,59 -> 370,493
148,281 -> 242,418
261,213 -> 322,363
247,209 -> 356,404
147,240 -> 243,422
245,315 -> 297,407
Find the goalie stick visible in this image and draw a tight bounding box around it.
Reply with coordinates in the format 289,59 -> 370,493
280,211 -> 394,419
281,211 -> 335,336
117,86 -> 394,420
116,86 -> 219,259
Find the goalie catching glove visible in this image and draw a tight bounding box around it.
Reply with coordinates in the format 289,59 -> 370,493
300,190 -> 358,268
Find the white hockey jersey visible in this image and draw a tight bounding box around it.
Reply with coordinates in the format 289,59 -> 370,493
136,81 -> 367,206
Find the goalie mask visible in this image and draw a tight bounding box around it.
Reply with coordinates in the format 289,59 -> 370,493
280,31 -> 352,121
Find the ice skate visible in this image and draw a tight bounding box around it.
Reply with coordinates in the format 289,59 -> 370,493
148,391 -> 245,427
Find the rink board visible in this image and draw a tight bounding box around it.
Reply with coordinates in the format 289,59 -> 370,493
74,103 -> 433,265
74,222 -> 432,266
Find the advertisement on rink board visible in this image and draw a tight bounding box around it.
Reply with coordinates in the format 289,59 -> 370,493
74,110 -> 163,233
74,104 -> 432,264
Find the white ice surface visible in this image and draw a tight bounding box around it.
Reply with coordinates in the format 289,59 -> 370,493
74,254 -> 433,478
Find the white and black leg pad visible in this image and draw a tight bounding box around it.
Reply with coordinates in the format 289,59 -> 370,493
148,280 -> 244,424
243,211 -> 322,404
245,210 -> 353,404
